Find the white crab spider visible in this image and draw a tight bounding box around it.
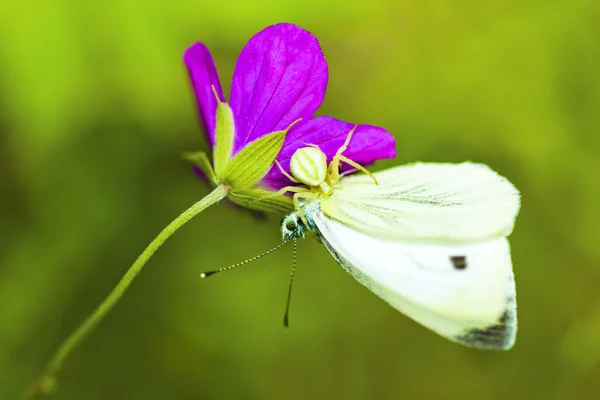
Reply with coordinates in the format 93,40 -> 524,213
269,126 -> 378,220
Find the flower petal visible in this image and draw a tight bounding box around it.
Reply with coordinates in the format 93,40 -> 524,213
184,42 -> 226,146
261,116 -> 396,190
230,23 -> 328,154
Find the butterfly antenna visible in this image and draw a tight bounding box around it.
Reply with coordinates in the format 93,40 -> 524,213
283,238 -> 297,327
200,237 -> 293,278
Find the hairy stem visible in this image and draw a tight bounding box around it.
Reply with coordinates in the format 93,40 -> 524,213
32,185 -> 229,396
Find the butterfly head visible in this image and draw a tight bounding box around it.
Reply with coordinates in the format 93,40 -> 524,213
281,213 -> 307,241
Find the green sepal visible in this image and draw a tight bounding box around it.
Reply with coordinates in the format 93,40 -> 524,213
220,130 -> 286,190
228,188 -> 294,214
182,151 -> 218,186
213,101 -> 235,176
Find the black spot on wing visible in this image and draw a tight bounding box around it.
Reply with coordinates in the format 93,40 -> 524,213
455,284 -> 518,351
450,255 -> 467,270
456,311 -> 511,349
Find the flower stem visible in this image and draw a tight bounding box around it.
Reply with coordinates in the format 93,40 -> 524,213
32,185 -> 229,396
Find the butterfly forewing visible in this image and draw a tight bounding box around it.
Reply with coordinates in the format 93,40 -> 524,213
321,162 -> 520,243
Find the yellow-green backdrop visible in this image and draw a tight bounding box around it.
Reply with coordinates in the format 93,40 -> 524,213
1,1 -> 599,399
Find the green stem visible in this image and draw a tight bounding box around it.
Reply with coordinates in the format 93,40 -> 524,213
34,185 -> 229,396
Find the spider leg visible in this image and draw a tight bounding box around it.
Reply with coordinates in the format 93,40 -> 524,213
250,186 -> 309,206
336,125 -> 358,156
328,125 -> 358,182
339,167 -> 358,178
274,160 -> 300,183
302,142 -> 321,149
334,155 -> 378,185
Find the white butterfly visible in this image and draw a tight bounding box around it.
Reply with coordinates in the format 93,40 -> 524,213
275,128 -> 520,350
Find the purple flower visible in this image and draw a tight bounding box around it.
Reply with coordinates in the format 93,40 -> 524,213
184,23 -> 395,192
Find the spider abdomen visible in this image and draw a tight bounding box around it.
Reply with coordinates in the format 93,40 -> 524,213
290,147 -> 328,186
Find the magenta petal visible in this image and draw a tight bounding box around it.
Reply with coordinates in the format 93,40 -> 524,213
229,23 -> 328,154
184,42 -> 226,146
261,116 -> 396,190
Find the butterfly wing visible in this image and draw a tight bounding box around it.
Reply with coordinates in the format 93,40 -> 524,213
305,162 -> 520,349
321,162 -> 520,242
307,208 -> 517,350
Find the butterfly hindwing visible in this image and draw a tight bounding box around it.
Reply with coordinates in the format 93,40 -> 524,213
306,206 -> 517,350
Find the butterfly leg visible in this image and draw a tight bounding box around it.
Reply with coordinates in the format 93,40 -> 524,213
291,191 -> 320,227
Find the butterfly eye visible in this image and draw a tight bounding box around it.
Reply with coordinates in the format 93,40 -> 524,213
286,220 -> 297,231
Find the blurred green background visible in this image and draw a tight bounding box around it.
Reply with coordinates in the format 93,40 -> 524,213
1,1 -> 599,399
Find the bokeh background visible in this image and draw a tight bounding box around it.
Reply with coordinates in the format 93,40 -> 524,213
1,1 -> 599,399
